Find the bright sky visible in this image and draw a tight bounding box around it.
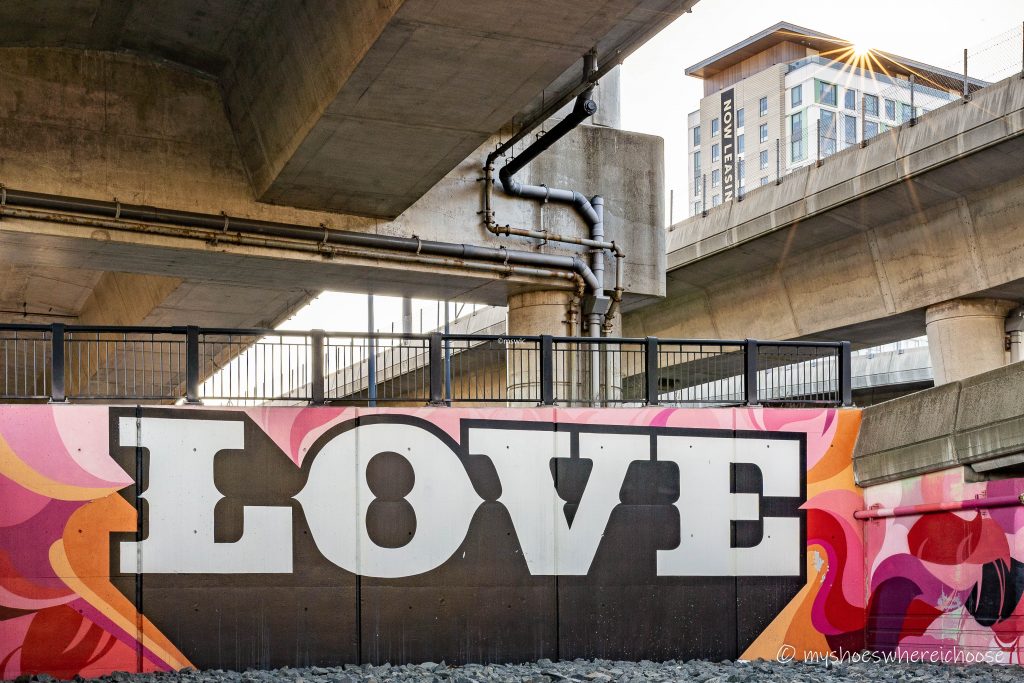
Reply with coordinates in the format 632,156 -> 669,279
621,0 -> 1024,223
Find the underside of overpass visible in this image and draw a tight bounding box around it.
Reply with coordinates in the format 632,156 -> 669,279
0,0 -> 689,331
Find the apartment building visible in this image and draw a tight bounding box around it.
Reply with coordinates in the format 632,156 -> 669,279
686,22 -> 980,215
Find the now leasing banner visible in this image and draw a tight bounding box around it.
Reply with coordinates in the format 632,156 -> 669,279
720,88 -> 736,201
0,406 -> 864,676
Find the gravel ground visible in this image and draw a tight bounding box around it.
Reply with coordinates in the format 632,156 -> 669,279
28,658 -> 1024,683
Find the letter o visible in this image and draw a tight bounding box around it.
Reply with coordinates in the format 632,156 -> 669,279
296,422 -> 482,578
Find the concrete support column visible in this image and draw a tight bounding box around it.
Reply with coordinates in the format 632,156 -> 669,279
1007,308 -> 1024,364
926,298 -> 1017,385
506,290 -> 574,403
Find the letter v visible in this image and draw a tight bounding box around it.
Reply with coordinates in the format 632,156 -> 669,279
468,428 -> 642,575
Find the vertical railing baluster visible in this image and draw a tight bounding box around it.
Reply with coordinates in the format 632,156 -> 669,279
185,326 -> 200,404
744,339 -> 758,406
50,324 -> 65,402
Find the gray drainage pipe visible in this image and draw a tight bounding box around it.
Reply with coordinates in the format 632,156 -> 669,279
482,51 -> 623,340
0,187 -> 600,292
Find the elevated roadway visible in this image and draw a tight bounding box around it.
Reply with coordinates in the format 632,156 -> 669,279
626,75 -> 1024,351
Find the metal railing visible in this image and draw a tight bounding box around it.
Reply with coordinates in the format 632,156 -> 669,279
0,323 -> 853,407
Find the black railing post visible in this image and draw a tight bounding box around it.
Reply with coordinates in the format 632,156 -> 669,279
839,341 -> 853,407
185,325 -> 201,404
49,323 -> 66,402
644,337 -> 659,406
744,339 -> 759,406
310,330 -> 325,405
540,335 -> 555,406
428,332 -> 445,405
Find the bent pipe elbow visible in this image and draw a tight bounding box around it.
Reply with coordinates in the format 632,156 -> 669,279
572,256 -> 601,291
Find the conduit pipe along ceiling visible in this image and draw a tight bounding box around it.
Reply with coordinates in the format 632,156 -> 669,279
0,188 -> 600,292
482,52 -> 624,337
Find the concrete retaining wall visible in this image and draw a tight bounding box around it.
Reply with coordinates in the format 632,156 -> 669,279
854,360 -> 1024,486
1,405 -> 860,676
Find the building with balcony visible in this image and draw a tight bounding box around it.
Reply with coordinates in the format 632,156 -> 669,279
685,21 -> 981,215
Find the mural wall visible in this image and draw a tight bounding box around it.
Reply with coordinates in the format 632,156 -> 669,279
863,469 -> 1024,664
0,405 -> 863,677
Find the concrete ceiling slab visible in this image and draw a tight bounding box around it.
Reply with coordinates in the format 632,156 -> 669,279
0,0 -> 693,218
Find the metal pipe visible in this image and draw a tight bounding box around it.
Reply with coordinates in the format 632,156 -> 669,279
0,188 -> 599,291
490,51 -> 601,162
854,493 -> 1024,520
590,196 -> 605,294
482,51 -> 621,339
3,203 -> 585,288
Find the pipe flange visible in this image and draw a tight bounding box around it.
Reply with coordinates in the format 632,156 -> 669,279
319,223 -> 330,250
113,198 -> 121,220
413,235 -> 422,255
0,184 -> 5,220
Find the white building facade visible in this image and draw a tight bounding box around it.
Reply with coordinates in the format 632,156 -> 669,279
685,22 -> 975,217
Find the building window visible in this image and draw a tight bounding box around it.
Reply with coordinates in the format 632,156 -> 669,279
885,99 -> 896,120
759,96 -> 768,116
693,152 -> 701,194
712,194 -> 721,207
694,201 -> 702,215
865,120 -> 879,139
790,111 -> 805,162
819,110 -> 836,156
737,134 -> 745,154
736,108 -> 745,128
711,117 -> 720,137
712,143 -> 720,163
738,158 -> 746,187
864,94 -> 879,117
761,176 -> 770,186
712,169 -> 721,187
815,79 -> 837,107
900,102 -> 913,123
844,89 -> 856,111
692,126 -> 701,146
790,84 -> 802,108
759,123 -> 768,143
844,114 -> 857,145
759,149 -> 769,170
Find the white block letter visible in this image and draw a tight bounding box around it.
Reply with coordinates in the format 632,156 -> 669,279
656,435 -> 801,576
470,428 -> 642,575
120,417 -> 293,574
297,422 -> 481,578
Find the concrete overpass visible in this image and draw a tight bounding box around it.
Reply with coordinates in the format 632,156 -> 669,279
0,0 -> 691,333
625,74 -> 1024,384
